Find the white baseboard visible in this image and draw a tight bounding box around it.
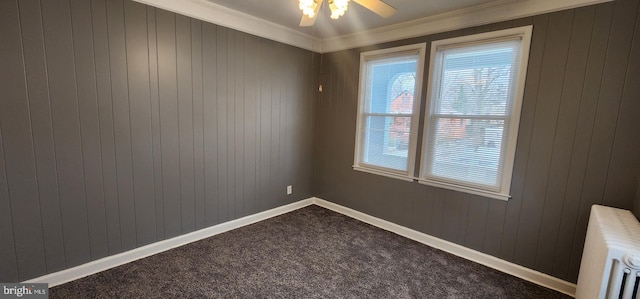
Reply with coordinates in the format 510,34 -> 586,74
311,197 -> 577,298
25,198 -> 314,287
28,196 -> 576,297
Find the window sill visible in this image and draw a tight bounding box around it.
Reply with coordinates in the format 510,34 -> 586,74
352,165 -> 415,182
418,179 -> 511,201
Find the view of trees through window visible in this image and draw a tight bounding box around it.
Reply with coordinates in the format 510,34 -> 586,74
429,45 -> 515,186
356,29 -> 530,198
386,73 -> 416,157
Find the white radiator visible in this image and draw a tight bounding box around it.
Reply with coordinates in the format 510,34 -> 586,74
576,205 -> 640,299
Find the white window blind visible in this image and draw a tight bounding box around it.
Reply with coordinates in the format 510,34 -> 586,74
420,27 -> 532,200
354,44 -> 426,180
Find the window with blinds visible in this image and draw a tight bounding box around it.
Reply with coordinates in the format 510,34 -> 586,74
419,27 -> 532,200
354,43 -> 427,180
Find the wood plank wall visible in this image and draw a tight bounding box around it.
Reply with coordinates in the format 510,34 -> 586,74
634,179 -> 640,220
0,0 -> 317,282
314,0 -> 640,283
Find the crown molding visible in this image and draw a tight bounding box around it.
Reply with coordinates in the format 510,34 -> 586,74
135,0 -> 612,54
132,0 -> 323,52
322,0 -> 613,52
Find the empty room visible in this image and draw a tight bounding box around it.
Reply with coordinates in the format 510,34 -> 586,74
1,0 -> 639,298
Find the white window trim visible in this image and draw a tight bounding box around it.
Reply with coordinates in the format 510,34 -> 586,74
353,43 -> 427,181
419,26 -> 533,201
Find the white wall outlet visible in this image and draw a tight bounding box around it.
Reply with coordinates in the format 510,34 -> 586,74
286,185 -> 292,195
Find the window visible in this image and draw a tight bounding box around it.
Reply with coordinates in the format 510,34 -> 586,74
419,26 -> 532,200
353,43 -> 427,180
353,27 -> 532,200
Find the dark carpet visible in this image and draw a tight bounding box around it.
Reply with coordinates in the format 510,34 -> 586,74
50,205 -> 571,298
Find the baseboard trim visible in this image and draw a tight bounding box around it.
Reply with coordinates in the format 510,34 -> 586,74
28,196 -> 576,296
25,198 -> 314,287
311,197 -> 577,297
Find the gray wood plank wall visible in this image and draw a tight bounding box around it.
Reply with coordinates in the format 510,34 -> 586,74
2,0 -> 639,287
634,179 -> 640,220
314,0 -> 640,283
0,0 -> 316,282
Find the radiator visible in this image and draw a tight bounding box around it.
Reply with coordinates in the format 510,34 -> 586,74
576,205 -> 640,299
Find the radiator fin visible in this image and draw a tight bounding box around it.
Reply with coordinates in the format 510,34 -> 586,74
576,205 -> 640,299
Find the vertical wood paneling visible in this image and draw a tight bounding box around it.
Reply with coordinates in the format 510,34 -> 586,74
291,49 -> 310,204
226,30 -> 237,217
271,43 -> 283,208
106,0 -> 137,250
316,0 -> 640,284
339,50 -> 360,208
0,0 -> 48,280
318,53 -> 335,202
568,0 -> 640,280
499,15 -> 548,261
635,179 -> 640,218
514,11 -> 574,269
580,0 -> 639,209
332,50 -> 350,204
191,19 -> 206,230
441,190 -> 468,245
410,184 -> 430,234
70,0 -> 109,260
176,14 -> 195,233
394,181 -> 415,228
91,0 -> 122,255
41,0 -> 92,267
244,35 -> 258,215
0,127 -> 19,282
156,9 -> 181,238
202,22 -> 218,227
465,195 -> 489,251
18,0 -> 67,272
552,4 -> 614,279
2,0 -> 316,282
146,6 -> 164,240
216,26 -> 229,222
412,185 -> 431,235
259,38 -> 272,212
602,1 -> 640,208
534,7 -> 594,274
429,188 -> 446,238
9,0 -> 638,287
124,1 -> 156,246
604,2 -> 640,211
90,0 -> 122,255
234,32 -> 245,217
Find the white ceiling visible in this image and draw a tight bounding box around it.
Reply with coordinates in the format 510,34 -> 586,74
134,0 -> 613,52
204,0 -> 502,38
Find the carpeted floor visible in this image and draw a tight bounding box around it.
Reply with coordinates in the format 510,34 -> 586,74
50,205 -> 571,298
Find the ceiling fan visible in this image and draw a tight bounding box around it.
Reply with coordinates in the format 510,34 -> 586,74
299,0 -> 397,27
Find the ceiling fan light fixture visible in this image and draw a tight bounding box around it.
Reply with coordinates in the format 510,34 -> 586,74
329,0 -> 349,19
299,0 -> 318,18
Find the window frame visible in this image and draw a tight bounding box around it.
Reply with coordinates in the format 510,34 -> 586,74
418,26 -> 533,201
353,43 -> 427,181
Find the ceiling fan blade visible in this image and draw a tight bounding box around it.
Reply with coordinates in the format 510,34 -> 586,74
300,0 -> 323,26
353,0 -> 397,18
299,13 -> 318,27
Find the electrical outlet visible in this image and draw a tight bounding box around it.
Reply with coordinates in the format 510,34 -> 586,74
287,185 -> 292,195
